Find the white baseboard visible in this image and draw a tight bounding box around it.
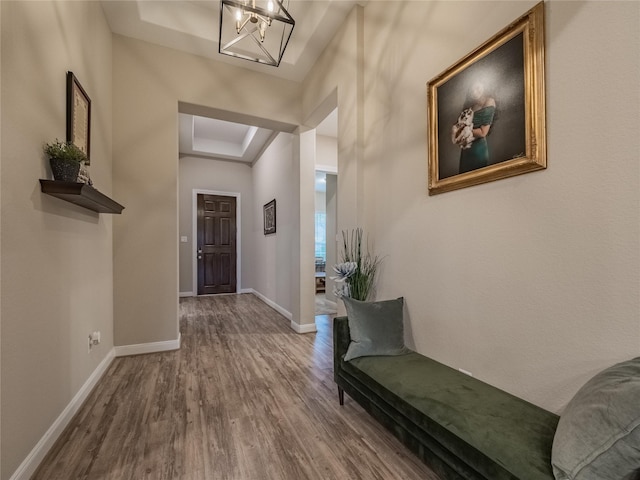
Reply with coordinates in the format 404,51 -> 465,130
9,349 -> 116,480
250,289 -> 316,333
114,333 -> 181,357
250,289 -> 293,321
184,290 -> 251,297
290,320 -> 317,334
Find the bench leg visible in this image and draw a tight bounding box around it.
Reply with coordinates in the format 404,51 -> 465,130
338,386 -> 344,406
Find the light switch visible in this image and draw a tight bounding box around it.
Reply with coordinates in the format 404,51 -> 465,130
180,236 -> 188,243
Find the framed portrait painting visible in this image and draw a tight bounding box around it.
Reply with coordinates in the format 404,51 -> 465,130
66,71 -> 91,165
427,2 -> 546,195
263,199 -> 276,235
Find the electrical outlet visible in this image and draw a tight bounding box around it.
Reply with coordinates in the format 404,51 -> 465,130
88,331 -> 101,353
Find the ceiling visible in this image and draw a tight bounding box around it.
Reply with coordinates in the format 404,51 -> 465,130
100,0 -> 360,83
102,1 -> 345,164
178,114 -> 278,163
178,107 -> 336,164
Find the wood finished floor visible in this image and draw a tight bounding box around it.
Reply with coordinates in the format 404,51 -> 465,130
33,294 -> 440,480
315,293 -> 337,316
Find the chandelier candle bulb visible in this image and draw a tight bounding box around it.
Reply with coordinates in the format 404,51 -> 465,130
260,21 -> 267,41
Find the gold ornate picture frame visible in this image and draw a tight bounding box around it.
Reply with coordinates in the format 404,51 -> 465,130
427,2 -> 546,195
66,71 -> 91,165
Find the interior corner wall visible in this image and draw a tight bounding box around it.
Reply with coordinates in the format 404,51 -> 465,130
251,133 -> 296,317
325,174 -> 338,303
178,157 -> 253,294
303,6 -> 363,234
315,191 -> 326,214
315,134 -> 338,302
297,129 -> 317,328
0,2 -> 113,478
112,35 -> 301,347
361,0 -> 639,413
302,6 -> 363,319
316,135 -> 338,169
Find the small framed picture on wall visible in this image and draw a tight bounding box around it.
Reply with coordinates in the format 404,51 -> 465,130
263,199 -> 276,235
66,71 -> 91,165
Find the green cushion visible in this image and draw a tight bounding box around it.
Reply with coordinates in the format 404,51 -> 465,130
551,357 -> 640,480
342,296 -> 409,361
344,352 -> 559,479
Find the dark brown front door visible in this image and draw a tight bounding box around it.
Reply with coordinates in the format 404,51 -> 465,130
197,194 -> 237,295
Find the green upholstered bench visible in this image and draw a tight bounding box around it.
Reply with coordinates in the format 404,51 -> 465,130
333,316 -> 559,480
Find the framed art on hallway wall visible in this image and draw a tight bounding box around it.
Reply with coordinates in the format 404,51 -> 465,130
427,2 -> 546,195
263,199 -> 276,235
66,71 -> 91,165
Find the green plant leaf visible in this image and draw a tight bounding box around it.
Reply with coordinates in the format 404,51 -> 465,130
337,227 -> 381,301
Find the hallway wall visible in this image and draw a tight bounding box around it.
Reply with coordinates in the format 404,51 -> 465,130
112,35 -> 301,347
178,157 -> 254,294
361,0 -> 640,413
1,2 -> 114,477
252,133 -> 296,317
303,0 -> 639,413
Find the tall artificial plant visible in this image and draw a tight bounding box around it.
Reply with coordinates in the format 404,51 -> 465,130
332,228 -> 381,301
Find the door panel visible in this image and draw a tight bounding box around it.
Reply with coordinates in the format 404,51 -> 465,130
220,218 -> 231,245
197,194 -> 237,294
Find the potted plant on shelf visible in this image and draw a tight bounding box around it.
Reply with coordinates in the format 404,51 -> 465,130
44,139 -> 87,182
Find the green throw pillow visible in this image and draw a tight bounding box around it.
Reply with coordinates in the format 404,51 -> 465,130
342,296 -> 410,362
551,357 -> 640,480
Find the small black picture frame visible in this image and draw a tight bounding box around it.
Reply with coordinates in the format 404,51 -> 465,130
66,71 -> 91,165
263,199 -> 276,235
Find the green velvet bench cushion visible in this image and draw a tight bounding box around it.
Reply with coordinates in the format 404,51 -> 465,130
334,316 -> 559,480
